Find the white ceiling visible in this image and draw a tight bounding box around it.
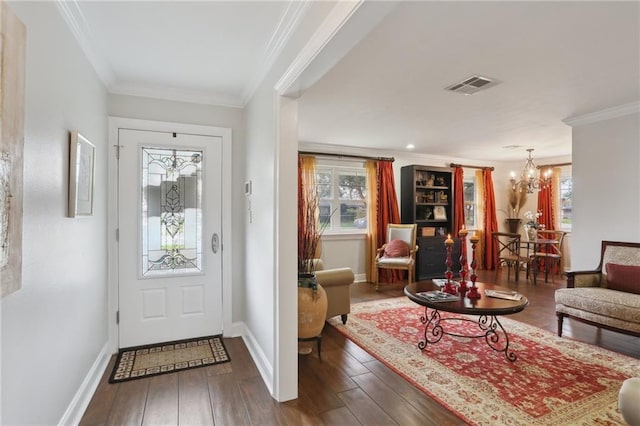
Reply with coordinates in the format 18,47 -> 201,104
59,1 -> 640,162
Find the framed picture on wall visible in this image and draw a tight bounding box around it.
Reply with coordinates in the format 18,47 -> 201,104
433,205 -> 447,220
68,131 -> 96,217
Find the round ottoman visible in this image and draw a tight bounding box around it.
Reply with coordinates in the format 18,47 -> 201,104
620,378 -> 640,426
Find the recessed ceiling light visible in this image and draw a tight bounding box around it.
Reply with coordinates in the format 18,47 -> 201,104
406,144 -> 415,150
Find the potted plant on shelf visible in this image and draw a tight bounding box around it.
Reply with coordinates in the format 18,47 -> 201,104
505,186 -> 527,233
297,184 -> 329,351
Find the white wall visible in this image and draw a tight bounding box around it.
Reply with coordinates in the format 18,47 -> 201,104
569,106 -> 640,269
107,94 -> 246,324
1,2 -> 108,424
321,235 -> 367,277
243,1 -> 337,401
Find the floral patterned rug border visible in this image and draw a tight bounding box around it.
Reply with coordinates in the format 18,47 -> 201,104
328,297 -> 637,425
109,335 -> 230,383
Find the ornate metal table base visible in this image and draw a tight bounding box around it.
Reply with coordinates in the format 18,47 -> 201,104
418,307 -> 517,362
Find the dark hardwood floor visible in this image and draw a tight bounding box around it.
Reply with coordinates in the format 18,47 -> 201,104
80,270 -> 639,425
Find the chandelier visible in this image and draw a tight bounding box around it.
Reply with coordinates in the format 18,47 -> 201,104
510,148 -> 552,193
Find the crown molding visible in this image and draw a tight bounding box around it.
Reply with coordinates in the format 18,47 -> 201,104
58,0 -> 300,108
55,0 -> 116,89
275,0 -> 364,96
563,102 -> 640,127
110,82 -> 243,109
241,1 -> 310,105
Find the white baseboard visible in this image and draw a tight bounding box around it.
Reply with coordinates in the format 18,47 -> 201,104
238,322 -> 274,395
228,320 -> 245,338
354,273 -> 367,283
58,342 -> 112,426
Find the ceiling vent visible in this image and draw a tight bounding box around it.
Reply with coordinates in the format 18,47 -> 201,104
445,75 -> 499,95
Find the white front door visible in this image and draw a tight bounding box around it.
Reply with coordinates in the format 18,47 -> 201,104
117,128 -> 222,348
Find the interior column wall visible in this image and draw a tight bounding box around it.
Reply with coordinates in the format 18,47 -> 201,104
570,108 -> 640,269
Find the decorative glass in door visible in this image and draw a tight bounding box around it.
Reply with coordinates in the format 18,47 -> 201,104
141,147 -> 203,276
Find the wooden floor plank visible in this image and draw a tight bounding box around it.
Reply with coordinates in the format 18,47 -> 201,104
321,346 -> 371,378
237,376 -> 286,425
352,371 -> 445,425
207,371 -> 251,426
319,406 -> 361,425
321,326 -> 377,364
79,356 -> 118,426
337,388 -> 397,425
142,373 -> 178,426
353,373 -> 452,425
104,378 -> 150,426
223,337 -> 260,380
178,368 -> 214,425
279,396 -> 326,425
362,360 -> 463,425
297,358 -> 346,414
299,347 -> 359,394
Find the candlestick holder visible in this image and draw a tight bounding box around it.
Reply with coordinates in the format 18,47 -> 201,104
443,234 -> 457,295
467,233 -> 481,299
458,226 -> 468,293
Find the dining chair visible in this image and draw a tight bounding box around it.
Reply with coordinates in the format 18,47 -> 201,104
531,230 -> 566,283
374,224 -> 418,291
492,232 -> 529,282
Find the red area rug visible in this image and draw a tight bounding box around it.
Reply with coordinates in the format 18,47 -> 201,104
327,297 -> 637,425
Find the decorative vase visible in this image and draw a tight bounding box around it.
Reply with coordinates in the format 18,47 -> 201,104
619,378 -> 640,426
298,273 -> 328,344
526,225 -> 537,241
505,218 -> 521,234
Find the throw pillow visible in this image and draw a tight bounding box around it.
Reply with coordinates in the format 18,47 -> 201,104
606,263 -> 640,295
384,239 -> 409,257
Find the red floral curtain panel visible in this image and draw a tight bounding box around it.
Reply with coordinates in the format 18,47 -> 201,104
483,169 -> 499,270
377,160 -> 401,282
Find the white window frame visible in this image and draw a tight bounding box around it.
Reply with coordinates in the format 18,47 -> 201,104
316,160 -> 368,235
463,175 -> 478,230
559,172 -> 572,232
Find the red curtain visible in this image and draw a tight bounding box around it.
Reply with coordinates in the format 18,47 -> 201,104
453,166 -> 467,262
537,175 -> 554,231
377,160 -> 401,282
483,169 -> 499,270
536,173 -> 556,271
453,166 -> 465,233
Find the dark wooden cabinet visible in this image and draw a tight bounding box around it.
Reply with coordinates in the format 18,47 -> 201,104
400,165 -> 454,237
401,165 -> 459,280
416,236 -> 461,280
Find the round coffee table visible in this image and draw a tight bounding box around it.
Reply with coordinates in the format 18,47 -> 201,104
404,281 -> 529,361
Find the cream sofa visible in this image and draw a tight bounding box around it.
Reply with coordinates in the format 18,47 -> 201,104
314,260 -> 354,324
555,241 -> 640,337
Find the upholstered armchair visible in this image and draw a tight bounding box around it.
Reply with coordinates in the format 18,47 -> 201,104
313,259 -> 354,324
374,224 -> 418,290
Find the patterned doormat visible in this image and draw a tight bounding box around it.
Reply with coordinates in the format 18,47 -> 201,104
328,297 -> 637,425
109,335 -> 230,383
